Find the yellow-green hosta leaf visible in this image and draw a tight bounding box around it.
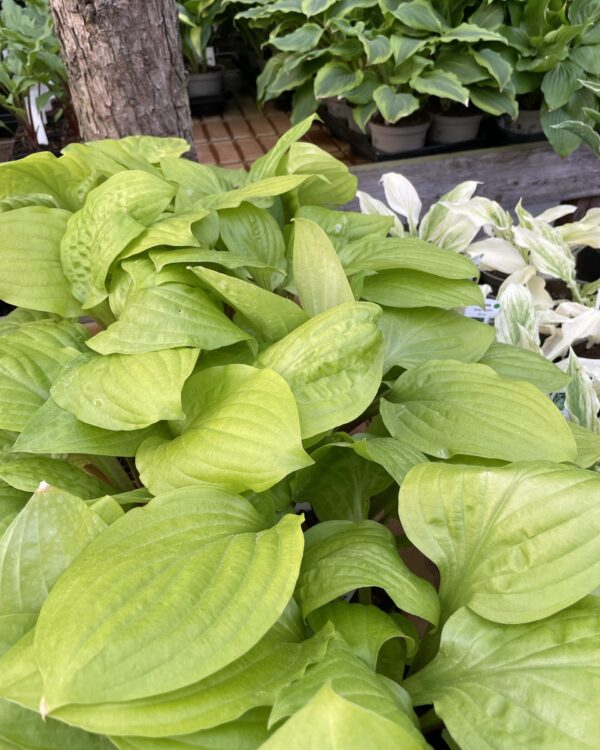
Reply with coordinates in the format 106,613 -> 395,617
570,422 -> 600,468
381,360 -> 577,463
257,303 -> 383,438
307,600 -> 416,669
0,456 -> 110,498
191,266 -> 308,342
149,247 -> 277,274
137,365 -> 311,494
269,638 -> 421,734
110,708 -> 272,750
0,207 -> 81,316
292,218 -> 354,316
400,462 -> 600,624
296,520 -> 439,624
51,348 -> 199,431
479,341 -> 571,392
295,206 -> 393,250
35,498 -> 304,710
338,236 -> 479,278
14,397 -> 169,457
0,486 -> 105,617
52,625 -> 332,737
362,270 -> 484,309
0,484 -> 28,539
118,209 -> 210,260
201,175 -> 315,210
60,171 -> 175,308
404,599 -> 600,750
0,698 -> 113,750
263,683 -> 427,750
283,142 -> 357,207
381,307 -> 494,371
88,283 -> 249,355
351,436 -> 428,484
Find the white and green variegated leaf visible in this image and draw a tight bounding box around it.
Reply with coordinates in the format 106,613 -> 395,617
292,218 -> 354,316
380,307 -> 494,371
566,350 -> 600,433
87,283 -> 250,355
35,499 -> 304,710
469,86 -> 518,117
356,191 -> 405,236
190,266 -> 308,342
361,270 -> 484,310
404,600 -> 600,750
293,441 -> 391,521
400,462 -> 600,624
256,303 -> 383,437
14,397 -> 169,457
380,173 -> 421,233
270,23 -> 323,52
263,683 -> 427,750
137,365 -> 311,494
479,342 -> 571,392
0,486 -> 105,617
373,86 -> 420,124
0,207 -> 81,316
314,62 -> 363,99
439,23 -> 508,44
471,49 -> 512,90
410,70 -> 469,105
296,520 -> 439,624
51,348 -> 199,431
388,0 -> 446,32
381,360 -> 577,463
494,282 -> 540,351
512,225 -> 577,286
60,171 -> 175,308
307,600 -> 416,669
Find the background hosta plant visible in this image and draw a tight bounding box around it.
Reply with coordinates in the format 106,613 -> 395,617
0,117 -> 599,749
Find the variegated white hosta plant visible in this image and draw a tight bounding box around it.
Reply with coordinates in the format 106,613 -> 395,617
358,173 -> 600,432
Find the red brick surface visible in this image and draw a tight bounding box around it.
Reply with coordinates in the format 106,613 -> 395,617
192,97 -> 368,169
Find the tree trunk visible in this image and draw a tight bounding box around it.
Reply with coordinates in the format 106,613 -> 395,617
48,0 -> 196,157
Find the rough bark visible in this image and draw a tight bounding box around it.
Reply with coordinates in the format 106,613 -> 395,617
48,0 -> 196,156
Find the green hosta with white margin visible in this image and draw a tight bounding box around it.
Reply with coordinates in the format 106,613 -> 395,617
0,117 -> 598,749
359,171 -> 600,446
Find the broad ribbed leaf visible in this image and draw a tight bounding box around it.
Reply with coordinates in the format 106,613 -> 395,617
472,49 -> 512,90
263,684 -> 427,749
479,341 -> 571,392
381,360 -> 576,462
314,62 -> 363,99
570,422 -> 600,468
410,70 -> 469,105
292,218 -> 354,316
0,207 -> 80,316
118,210 -> 209,260
53,626 -> 332,737
400,462 -> 600,624
388,0 -> 445,32
201,176 -> 314,210
0,484 -> 28,539
60,171 -> 175,308
404,600 -> 600,750
270,638 -> 420,731
35,500 -> 304,710
337,236 -> 479,277
542,60 -> 584,109
14,397 -> 171,457
0,486 -> 105,617
218,203 -> 287,289
295,206 -> 393,250
351,436 -> 428,484
137,365 -> 311,494
296,520 -> 439,624
293,442 -> 391,521
373,86 -> 420,124
0,456 -> 109,498
88,283 -> 249,354
439,23 -> 507,43
110,709 -> 271,750
284,142 -> 358,207
469,86 -> 517,117
362,270 -> 484,309
381,308 -> 494,371
256,303 -> 383,438
51,348 -> 199,431
191,266 -> 308,342
308,601 -> 416,669
270,23 -> 323,52
0,699 -> 113,750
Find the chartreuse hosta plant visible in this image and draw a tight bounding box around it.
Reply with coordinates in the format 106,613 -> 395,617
0,117 -> 599,749
237,0 -> 519,129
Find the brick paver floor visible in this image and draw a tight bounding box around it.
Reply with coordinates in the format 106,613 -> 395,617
192,96 -> 369,170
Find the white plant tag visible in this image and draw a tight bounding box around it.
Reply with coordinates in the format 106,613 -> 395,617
206,46 -> 216,67
463,298 -> 501,324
